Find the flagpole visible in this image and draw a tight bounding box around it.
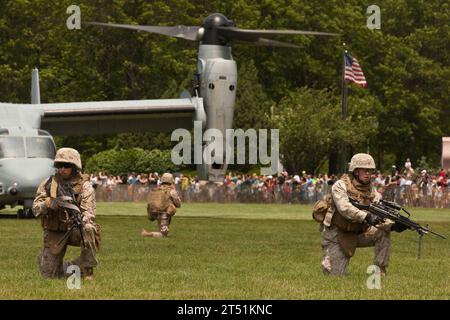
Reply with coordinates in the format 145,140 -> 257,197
339,43 -> 348,174
341,43 -> 348,119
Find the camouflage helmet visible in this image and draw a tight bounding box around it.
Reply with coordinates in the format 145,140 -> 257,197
348,153 -> 376,172
161,173 -> 174,184
54,148 -> 82,170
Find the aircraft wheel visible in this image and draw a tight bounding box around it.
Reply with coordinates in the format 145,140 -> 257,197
17,209 -> 35,219
17,209 -> 25,219
25,208 -> 35,219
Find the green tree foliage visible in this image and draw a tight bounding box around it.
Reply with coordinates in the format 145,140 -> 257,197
233,59 -> 274,130
273,87 -> 378,173
0,1 -> 448,172
85,148 -> 179,175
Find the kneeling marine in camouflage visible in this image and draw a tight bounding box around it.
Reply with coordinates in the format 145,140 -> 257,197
313,153 -> 407,276
142,173 -> 181,237
33,148 -> 101,279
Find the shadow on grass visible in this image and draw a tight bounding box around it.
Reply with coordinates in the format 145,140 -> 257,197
0,213 -> 18,219
0,213 -> 36,219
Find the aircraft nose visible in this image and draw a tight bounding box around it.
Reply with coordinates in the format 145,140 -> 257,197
8,187 -> 18,196
2,159 -> 54,197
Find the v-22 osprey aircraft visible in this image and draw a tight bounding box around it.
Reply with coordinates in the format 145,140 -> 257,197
0,13 -> 338,217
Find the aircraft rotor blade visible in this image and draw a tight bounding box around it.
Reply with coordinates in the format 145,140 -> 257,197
85,22 -> 202,41
217,26 -> 339,42
239,38 -> 301,48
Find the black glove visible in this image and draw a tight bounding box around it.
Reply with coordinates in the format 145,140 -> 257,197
365,212 -> 382,226
391,222 -> 408,233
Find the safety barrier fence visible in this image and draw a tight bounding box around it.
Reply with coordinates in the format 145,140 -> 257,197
94,184 -> 450,208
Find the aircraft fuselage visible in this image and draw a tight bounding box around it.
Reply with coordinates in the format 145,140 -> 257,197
196,44 -> 237,181
0,127 -> 56,214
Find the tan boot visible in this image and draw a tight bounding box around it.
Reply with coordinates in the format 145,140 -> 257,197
378,266 -> 387,277
151,232 -> 164,238
82,267 -> 94,280
141,229 -> 164,237
141,229 -> 163,238
141,229 -> 153,237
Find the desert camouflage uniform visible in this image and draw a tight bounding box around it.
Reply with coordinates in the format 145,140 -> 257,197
150,185 -> 181,237
33,174 -> 99,278
144,175 -> 182,238
321,176 -> 393,275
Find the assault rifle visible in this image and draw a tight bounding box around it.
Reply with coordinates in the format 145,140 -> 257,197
349,198 -> 446,258
56,184 -> 86,249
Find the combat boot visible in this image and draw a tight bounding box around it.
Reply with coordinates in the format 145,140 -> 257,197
377,266 -> 387,277
141,229 -> 164,237
141,229 -> 153,237
82,267 -> 94,280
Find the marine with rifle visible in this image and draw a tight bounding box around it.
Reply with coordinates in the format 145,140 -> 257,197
33,148 -> 100,279
315,153 -> 407,276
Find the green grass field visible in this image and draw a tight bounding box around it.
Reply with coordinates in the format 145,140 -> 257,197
1,203 -> 449,299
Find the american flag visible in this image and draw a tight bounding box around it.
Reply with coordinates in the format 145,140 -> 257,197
344,52 -> 367,88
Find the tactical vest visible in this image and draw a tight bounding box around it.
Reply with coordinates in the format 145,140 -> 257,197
147,185 -> 175,220
42,174 -> 90,232
330,174 -> 376,233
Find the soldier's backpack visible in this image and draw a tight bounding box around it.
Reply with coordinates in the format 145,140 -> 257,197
147,187 -> 171,221
312,193 -> 332,223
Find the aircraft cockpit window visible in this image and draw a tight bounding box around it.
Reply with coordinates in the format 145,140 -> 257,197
0,137 -> 25,159
38,130 -> 51,136
26,137 -> 56,159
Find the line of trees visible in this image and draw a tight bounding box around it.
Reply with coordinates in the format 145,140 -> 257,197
1,0 -> 448,174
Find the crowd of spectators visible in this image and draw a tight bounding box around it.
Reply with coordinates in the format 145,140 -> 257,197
90,159 -> 450,208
